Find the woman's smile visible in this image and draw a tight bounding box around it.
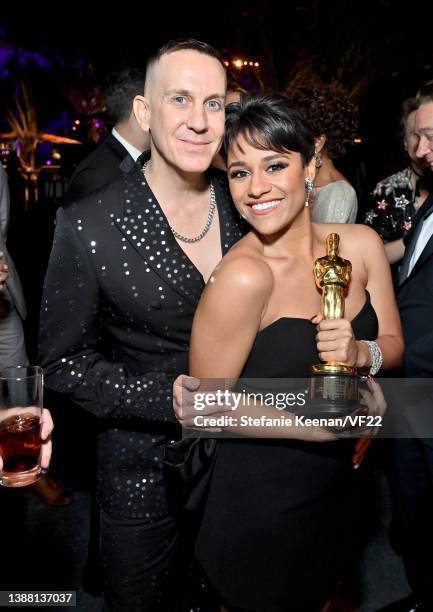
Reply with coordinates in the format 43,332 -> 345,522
246,198 -> 283,215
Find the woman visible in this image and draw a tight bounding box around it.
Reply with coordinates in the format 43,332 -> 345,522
285,82 -> 359,223
188,94 -> 403,611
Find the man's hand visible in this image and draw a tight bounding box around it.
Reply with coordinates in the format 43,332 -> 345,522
173,374 -> 233,428
40,408 -> 54,470
333,376 -> 387,438
358,375 -> 387,425
173,375 -> 199,426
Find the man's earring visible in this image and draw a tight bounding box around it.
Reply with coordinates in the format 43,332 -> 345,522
305,176 -> 314,207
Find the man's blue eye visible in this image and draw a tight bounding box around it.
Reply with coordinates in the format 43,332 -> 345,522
207,100 -> 222,110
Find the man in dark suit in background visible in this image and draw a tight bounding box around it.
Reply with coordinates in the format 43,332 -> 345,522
0,164 -> 27,366
39,39 -> 242,611
0,165 -> 72,506
65,67 -> 149,204
380,86 -> 433,612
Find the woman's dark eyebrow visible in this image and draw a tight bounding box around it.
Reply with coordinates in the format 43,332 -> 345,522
227,152 -> 291,171
227,160 -> 246,170
262,153 -> 291,161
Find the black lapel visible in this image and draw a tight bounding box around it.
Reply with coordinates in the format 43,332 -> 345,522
113,164 -> 245,308
398,195 -> 433,291
104,134 -> 138,175
112,167 -> 204,307
211,168 -> 245,255
105,133 -> 130,162
405,231 -> 433,281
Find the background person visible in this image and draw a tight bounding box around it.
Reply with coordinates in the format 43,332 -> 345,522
380,84 -> 433,612
365,96 -> 431,270
65,67 -> 149,204
285,81 -> 359,223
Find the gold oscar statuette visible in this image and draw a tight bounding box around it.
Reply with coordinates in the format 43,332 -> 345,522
308,233 -> 359,415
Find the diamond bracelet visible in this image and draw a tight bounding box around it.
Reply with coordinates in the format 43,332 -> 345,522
360,340 -> 383,376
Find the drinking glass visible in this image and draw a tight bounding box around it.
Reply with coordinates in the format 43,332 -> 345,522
0,366 -> 43,487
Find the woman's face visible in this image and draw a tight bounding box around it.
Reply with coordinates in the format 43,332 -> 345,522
227,135 -> 315,235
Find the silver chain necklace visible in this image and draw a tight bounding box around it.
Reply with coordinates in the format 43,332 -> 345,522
142,161 -> 216,243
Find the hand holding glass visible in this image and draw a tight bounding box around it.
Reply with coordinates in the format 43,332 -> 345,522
0,366 -> 44,487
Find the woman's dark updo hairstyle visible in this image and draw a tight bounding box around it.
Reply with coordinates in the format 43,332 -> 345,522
222,93 -> 315,166
285,82 -> 358,159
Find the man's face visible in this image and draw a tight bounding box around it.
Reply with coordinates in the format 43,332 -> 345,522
405,110 -> 428,176
147,50 -> 226,173
405,111 -> 419,162
415,100 -> 433,172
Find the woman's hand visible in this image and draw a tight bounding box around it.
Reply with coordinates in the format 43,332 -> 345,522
312,314 -> 361,367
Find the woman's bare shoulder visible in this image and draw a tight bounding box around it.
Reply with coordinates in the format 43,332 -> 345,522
208,237 -> 273,298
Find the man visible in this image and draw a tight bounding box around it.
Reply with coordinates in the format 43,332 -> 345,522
39,39 -> 243,611
0,164 -> 27,367
365,97 -> 431,268
65,67 -> 149,204
0,174 -> 54,567
379,86 -> 433,612
0,165 -> 72,505
65,66 -> 149,586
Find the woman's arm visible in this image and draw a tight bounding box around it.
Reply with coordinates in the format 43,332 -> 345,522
188,252 -> 334,441
190,253 -> 272,379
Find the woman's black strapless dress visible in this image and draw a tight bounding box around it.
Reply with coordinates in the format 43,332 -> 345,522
196,293 -> 378,612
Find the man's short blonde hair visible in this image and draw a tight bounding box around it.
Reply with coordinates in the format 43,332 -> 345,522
145,38 -> 226,95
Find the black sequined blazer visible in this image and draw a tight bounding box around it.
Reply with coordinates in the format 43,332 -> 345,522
39,161 -> 244,518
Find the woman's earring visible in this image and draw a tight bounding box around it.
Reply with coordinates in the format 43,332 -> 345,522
305,176 -> 314,207
314,152 -> 323,169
